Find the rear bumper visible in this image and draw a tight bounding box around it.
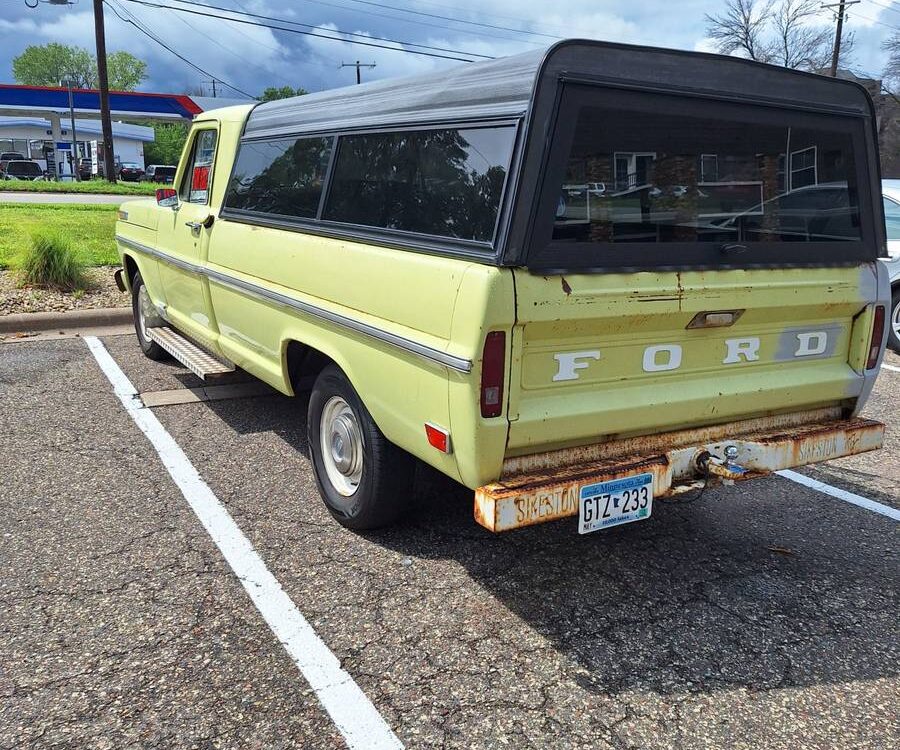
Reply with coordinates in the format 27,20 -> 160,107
474,415 -> 884,532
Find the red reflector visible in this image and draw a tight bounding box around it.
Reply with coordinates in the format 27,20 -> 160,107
480,331 -> 506,418
425,423 -> 451,453
866,305 -> 885,370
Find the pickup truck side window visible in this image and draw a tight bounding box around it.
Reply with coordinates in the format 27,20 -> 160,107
180,129 -> 218,205
224,136 -> 333,219
322,125 -> 516,243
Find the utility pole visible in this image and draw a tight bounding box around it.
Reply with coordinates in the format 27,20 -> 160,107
92,0 -> 117,183
206,79 -> 218,97
824,0 -> 859,78
340,60 -> 376,85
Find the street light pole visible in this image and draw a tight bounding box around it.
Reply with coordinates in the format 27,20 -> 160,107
92,0 -> 117,183
64,78 -> 80,181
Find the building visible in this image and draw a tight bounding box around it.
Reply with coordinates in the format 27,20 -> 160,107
0,117 -> 154,177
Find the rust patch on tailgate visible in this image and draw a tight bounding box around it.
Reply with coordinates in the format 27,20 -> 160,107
477,416 -> 884,533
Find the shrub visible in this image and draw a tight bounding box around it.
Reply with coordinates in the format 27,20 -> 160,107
16,230 -> 87,291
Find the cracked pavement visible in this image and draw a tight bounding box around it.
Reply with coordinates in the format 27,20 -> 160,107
1,336 -> 898,749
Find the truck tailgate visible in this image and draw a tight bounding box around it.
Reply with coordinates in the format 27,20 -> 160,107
507,265 -> 879,455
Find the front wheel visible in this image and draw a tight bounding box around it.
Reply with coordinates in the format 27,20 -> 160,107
131,271 -> 167,361
889,288 -> 900,354
308,364 -> 414,530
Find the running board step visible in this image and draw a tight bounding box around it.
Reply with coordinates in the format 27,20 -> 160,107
148,326 -> 235,379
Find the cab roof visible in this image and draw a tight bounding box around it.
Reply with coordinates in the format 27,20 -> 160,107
243,39 -> 875,141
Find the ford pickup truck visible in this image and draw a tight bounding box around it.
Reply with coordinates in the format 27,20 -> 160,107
114,40 -> 889,533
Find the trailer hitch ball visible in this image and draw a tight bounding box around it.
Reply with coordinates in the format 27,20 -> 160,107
694,446 -> 748,483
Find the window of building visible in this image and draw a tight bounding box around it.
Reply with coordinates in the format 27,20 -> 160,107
322,125 -> 516,243
225,136 -> 333,219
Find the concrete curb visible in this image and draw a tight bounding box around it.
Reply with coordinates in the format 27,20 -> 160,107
0,307 -> 132,334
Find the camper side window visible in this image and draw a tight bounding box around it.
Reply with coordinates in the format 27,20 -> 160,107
224,136 -> 334,219
323,125 -> 516,243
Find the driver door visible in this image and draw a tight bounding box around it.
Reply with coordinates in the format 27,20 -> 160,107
156,126 -> 219,346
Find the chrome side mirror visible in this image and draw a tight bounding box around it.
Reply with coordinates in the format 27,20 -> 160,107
156,187 -> 179,209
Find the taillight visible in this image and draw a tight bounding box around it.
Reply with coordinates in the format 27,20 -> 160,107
866,305 -> 885,370
480,331 -> 506,418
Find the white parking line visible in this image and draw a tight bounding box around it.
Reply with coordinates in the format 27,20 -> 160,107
880,363 -> 900,373
777,469 -> 900,522
83,336 -> 403,750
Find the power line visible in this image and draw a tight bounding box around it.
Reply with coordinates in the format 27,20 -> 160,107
124,0 -> 487,62
104,0 -> 255,97
287,0 -> 549,46
336,0 -> 559,41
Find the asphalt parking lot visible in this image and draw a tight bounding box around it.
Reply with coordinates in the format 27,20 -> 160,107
1,333 -> 898,750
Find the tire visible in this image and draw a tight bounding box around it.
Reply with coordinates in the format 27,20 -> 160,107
889,288 -> 900,354
131,272 -> 168,361
308,364 -> 414,530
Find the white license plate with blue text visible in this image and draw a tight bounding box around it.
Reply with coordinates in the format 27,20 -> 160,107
578,473 -> 653,534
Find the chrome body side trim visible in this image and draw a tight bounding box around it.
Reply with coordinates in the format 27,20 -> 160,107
115,234 -> 473,373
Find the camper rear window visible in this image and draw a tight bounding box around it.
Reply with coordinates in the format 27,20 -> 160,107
528,84 -> 875,271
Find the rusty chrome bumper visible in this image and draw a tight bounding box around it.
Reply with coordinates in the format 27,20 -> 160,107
474,414 -> 884,532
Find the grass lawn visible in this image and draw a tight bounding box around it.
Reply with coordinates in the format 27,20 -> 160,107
0,180 -> 156,195
0,203 -> 119,270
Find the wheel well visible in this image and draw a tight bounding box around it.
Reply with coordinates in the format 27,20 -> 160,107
123,254 -> 139,288
286,340 -> 333,393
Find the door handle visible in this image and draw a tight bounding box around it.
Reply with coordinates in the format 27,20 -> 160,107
184,215 -> 214,235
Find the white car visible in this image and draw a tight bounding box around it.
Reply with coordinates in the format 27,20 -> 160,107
882,179 -> 900,351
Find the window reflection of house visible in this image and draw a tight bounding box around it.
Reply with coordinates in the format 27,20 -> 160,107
700,154 -> 718,182
614,152 -> 655,192
789,146 -> 817,189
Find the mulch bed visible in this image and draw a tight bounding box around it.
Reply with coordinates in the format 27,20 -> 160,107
0,266 -> 128,316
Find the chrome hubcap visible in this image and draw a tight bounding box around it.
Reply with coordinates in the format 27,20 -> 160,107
892,298 -> 900,339
137,284 -> 154,342
320,396 -> 363,497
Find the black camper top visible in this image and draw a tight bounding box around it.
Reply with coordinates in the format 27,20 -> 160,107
242,39 -> 875,140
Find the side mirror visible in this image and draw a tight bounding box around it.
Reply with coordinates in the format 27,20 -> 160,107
156,187 -> 178,209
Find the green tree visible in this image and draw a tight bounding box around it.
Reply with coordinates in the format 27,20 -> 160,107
143,123 -> 189,166
106,51 -> 147,90
11,43 -> 147,90
12,43 -> 95,88
259,86 -> 308,102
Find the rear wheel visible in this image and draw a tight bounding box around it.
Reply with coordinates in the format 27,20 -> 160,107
131,272 -> 167,360
889,288 -> 900,354
308,364 -> 414,530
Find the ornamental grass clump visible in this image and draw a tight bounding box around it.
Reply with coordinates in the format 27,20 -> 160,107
17,230 -> 87,292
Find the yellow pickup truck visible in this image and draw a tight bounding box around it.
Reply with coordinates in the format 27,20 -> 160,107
114,40 -> 889,534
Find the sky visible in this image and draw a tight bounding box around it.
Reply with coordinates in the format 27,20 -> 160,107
0,0 -> 897,100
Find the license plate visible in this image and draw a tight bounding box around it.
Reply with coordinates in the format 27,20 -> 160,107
578,472 -> 653,534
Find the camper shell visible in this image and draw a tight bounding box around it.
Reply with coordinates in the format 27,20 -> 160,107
227,39 -> 886,272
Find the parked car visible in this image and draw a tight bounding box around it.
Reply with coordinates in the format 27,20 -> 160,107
142,165 -> 176,184
3,160 -> 45,181
881,179 -> 900,351
118,162 -> 144,181
77,159 -> 94,181
0,151 -> 29,178
113,40 -> 888,534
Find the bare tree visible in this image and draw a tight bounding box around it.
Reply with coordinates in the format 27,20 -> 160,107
884,34 -> 900,85
705,0 -> 850,71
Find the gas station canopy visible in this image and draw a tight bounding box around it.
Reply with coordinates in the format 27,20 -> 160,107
0,83 -> 247,121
